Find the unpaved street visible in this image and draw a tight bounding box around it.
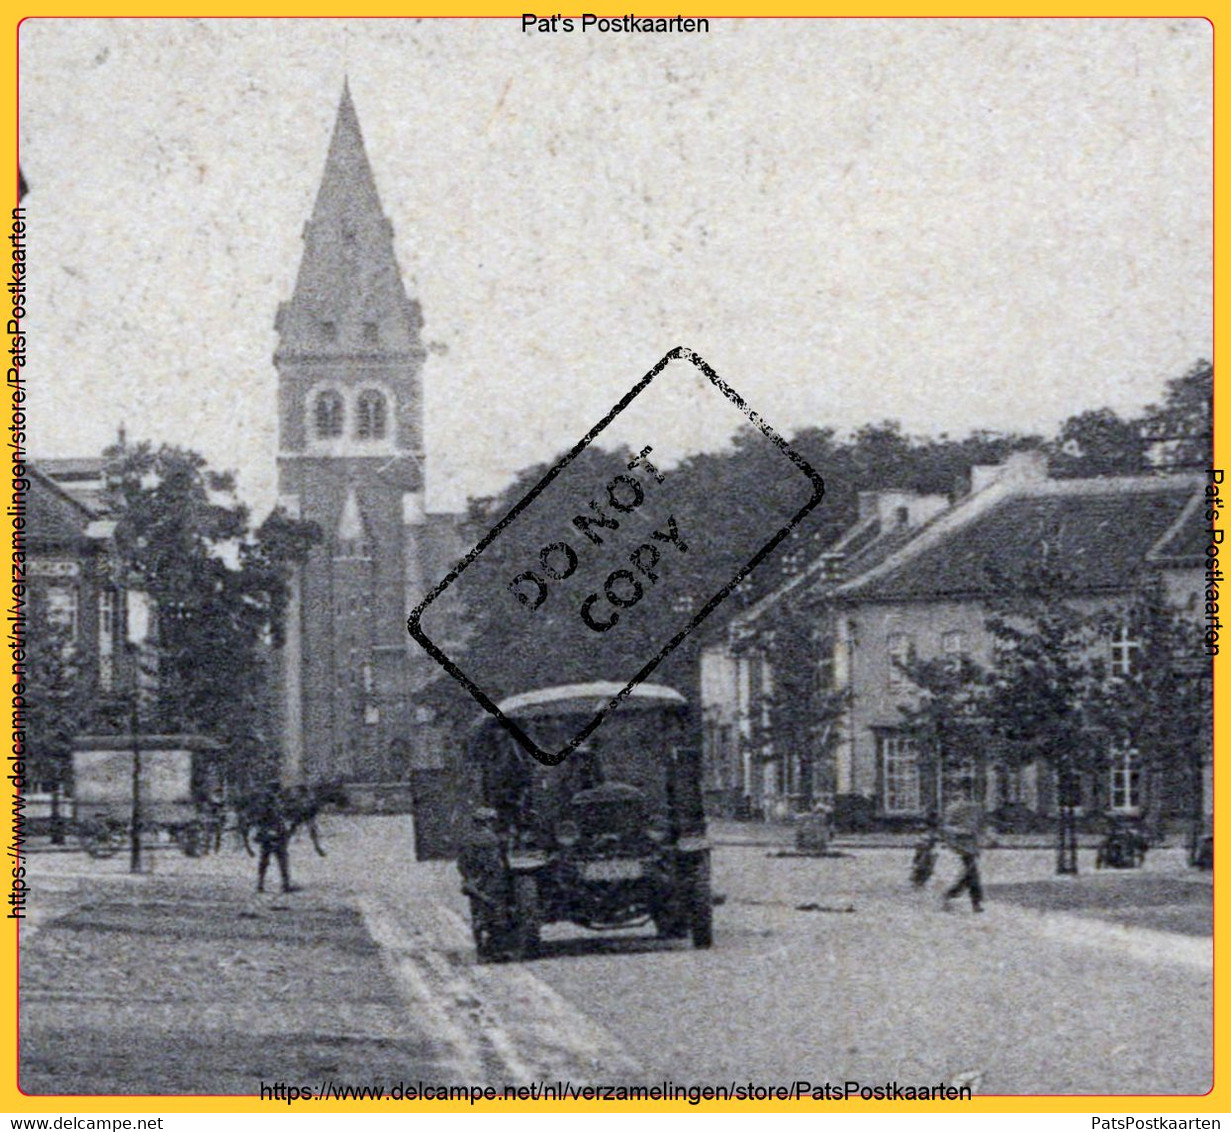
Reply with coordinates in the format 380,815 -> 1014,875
18,817 -> 1212,1097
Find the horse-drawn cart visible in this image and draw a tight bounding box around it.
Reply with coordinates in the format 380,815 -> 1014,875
69,734 -> 224,859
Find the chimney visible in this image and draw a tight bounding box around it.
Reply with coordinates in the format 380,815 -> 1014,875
858,489 -> 949,528
970,450 -> 1048,495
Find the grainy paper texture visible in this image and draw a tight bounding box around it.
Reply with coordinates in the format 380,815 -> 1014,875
11,16 -> 1216,1114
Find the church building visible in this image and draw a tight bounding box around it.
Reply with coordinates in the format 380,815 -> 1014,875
273,83 -> 464,789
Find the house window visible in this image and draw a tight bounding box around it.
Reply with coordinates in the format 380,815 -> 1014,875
98,589 -> 117,691
996,764 -> 1022,807
1110,747 -> 1141,812
356,390 -> 387,440
887,632 -> 913,688
45,585 -> 78,640
879,733 -> 920,814
940,630 -> 969,681
1110,622 -> 1141,677
314,390 -> 344,438
947,756 -> 978,803
362,321 -> 379,345
320,320 -> 338,342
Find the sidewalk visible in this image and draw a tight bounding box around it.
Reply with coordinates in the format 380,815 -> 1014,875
18,873 -> 452,1096
710,818 -> 1214,940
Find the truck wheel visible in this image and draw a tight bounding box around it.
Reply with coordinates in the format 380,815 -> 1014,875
653,866 -> 688,939
654,905 -> 688,940
510,874 -> 541,961
688,854 -> 713,949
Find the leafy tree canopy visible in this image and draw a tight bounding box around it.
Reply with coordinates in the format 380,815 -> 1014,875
101,441 -> 320,784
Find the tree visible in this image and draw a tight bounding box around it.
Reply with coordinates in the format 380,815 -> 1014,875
895,652 -> 989,818
980,569 -> 1109,873
455,446 -> 684,698
101,441 -> 320,787
1141,359 -> 1213,470
736,602 -> 849,809
1050,408 -> 1149,479
1086,575 -> 1211,851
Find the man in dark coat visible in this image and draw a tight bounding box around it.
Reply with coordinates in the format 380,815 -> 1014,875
252,784 -> 296,894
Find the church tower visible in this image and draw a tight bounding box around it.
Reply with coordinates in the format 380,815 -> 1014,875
275,83 -> 430,784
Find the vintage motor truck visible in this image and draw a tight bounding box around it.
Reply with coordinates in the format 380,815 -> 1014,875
458,682 -> 713,961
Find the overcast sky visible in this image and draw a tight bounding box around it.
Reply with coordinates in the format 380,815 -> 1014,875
19,18 -> 1212,513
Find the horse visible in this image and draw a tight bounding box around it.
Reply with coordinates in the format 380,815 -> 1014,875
280,781 -> 349,857
233,781 -> 349,858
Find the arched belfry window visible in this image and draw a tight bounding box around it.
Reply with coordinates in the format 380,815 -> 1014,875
314,390 -> 344,438
356,389 -> 388,440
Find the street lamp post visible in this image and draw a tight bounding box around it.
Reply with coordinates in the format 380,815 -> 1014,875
1056,757 -> 1079,875
122,587 -> 150,874
129,670 -> 142,874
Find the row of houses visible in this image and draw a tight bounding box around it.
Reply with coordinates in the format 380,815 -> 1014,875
25,443 -> 1214,838
700,451 -> 1212,828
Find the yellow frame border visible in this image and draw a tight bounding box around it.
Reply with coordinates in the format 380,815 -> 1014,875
3,7 -> 1222,1116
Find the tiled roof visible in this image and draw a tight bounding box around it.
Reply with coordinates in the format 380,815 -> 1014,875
1147,491 -> 1206,565
841,478 -> 1201,602
28,466 -> 95,546
36,457 -> 108,514
728,509 -> 928,632
729,515 -> 876,631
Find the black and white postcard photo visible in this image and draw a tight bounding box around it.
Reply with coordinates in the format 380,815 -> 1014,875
9,15 -> 1217,1114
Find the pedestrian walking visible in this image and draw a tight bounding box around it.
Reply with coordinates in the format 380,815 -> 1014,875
940,800 -> 985,913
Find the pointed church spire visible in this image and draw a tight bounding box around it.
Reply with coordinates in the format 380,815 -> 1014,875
276,84 -> 424,358
313,79 -> 379,227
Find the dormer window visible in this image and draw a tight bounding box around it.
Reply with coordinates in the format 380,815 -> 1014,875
314,390 -> 344,438
356,389 -> 388,440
